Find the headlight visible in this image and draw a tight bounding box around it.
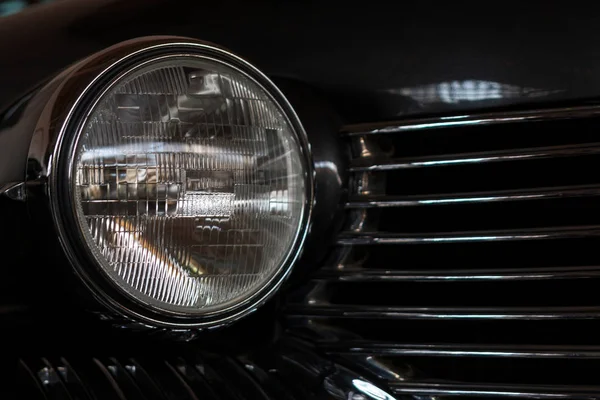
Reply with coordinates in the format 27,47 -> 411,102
36,37 -> 313,328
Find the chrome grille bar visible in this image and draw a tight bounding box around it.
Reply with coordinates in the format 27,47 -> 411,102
349,142 -> 600,171
319,343 -> 600,359
337,226 -> 600,245
342,104 -> 600,135
388,382 -> 600,399
288,104 -> 600,400
286,305 -> 600,320
314,265 -> 600,282
345,184 -> 600,208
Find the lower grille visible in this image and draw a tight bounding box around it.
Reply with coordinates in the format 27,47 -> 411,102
286,104 -> 600,399
16,356 -> 277,400
12,341 -> 395,400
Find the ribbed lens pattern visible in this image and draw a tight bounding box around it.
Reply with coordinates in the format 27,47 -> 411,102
73,58 -> 306,314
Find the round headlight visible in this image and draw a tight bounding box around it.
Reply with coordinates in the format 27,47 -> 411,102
46,38 -> 312,327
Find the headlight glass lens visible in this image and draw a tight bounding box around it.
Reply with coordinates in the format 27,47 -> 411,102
72,56 -> 307,316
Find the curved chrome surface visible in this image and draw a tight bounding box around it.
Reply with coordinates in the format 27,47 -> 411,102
25,36 -> 315,329
342,104 -> 600,135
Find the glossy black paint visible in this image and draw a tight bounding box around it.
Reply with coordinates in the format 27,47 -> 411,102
1,1 -> 600,120
274,79 -> 348,282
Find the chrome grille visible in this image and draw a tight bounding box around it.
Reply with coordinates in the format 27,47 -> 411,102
286,105 -> 600,399
15,356 -> 280,400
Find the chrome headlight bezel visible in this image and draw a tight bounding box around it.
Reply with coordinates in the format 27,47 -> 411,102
30,36 -> 314,329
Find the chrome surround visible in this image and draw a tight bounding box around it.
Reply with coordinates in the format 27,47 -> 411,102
27,36 -> 315,329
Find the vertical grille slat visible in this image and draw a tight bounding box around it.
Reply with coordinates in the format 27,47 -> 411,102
19,358 -> 73,400
122,359 -> 168,400
169,358 -> 220,400
163,360 -> 201,400
205,358 -> 275,400
132,359 -> 197,400
101,358 -> 147,400
11,356 -> 289,400
17,360 -> 49,400
51,358 -> 92,400
286,104 -> 600,399
91,359 -> 128,400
